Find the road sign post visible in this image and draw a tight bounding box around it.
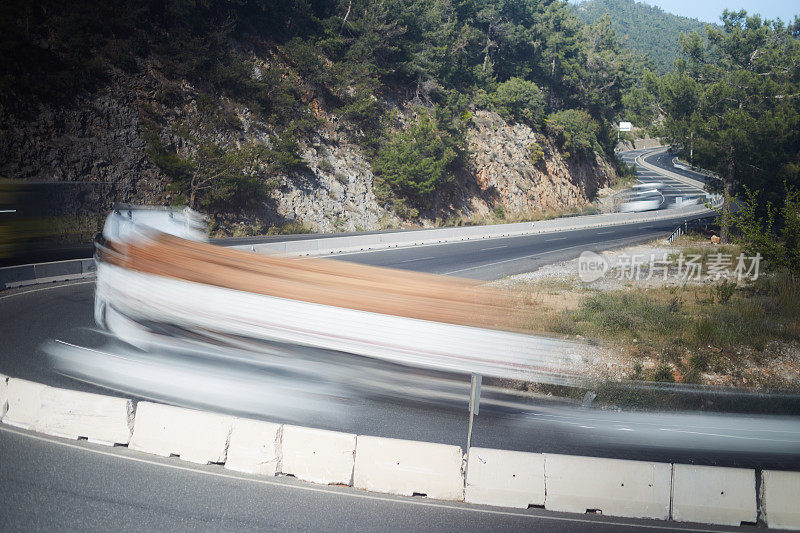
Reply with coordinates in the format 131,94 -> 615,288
465,373 -> 482,474
618,121 -> 632,146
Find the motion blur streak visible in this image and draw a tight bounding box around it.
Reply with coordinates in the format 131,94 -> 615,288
44,206 -> 591,422
44,208 -> 800,452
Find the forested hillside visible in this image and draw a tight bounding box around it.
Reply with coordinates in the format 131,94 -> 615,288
572,0 -> 709,73
649,11 -> 800,245
0,0 -> 641,234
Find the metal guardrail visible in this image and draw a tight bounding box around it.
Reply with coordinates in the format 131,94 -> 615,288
237,203 -> 716,256
672,157 -> 723,184
666,216 -> 716,244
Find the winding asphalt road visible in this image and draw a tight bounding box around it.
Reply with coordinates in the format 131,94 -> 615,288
1,148 -> 796,531
619,148 -> 709,207
0,425 -> 744,532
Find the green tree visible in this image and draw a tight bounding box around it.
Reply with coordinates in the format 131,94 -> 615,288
726,186 -> 800,276
656,11 -> 800,242
572,0 -> 710,74
146,132 -> 279,212
175,142 -> 276,211
373,113 -> 458,209
621,78 -> 659,127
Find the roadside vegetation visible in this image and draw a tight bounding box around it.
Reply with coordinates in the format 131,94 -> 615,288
550,272 -> 800,388
630,11 -> 800,243
503,201 -> 800,394
440,204 -> 601,228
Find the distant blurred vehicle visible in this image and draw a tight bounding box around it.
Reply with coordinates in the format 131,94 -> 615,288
631,182 -> 664,192
620,188 -> 664,212
0,181 -> 109,267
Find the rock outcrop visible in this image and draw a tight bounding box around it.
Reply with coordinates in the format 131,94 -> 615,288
0,65 -> 617,235
465,110 -> 611,218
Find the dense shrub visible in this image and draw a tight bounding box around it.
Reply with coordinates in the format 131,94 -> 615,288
726,186 -> 800,276
144,128 -> 279,212
545,109 -> 601,160
373,114 -> 458,209
528,141 -> 545,165
491,77 -> 546,126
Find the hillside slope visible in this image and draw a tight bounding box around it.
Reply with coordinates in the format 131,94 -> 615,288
0,0 -> 636,236
572,0 -> 709,73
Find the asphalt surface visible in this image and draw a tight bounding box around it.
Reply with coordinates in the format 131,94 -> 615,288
331,217 -> 689,280
1,426 -> 748,532
0,148 -> 796,531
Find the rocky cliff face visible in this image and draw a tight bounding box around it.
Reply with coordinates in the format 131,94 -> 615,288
0,65 -> 617,235
0,74 -> 164,214
464,110 -> 611,218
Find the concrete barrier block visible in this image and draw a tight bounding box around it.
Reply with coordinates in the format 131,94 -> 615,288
34,260 -> 82,280
1,378 -> 46,429
762,470 -> 800,530
37,387 -> 133,445
544,454 -> 671,519
129,402 -> 233,464
280,425 -> 355,485
353,436 -> 464,501
465,448 -> 544,508
0,373 -> 8,418
671,464 -> 756,526
0,264 -> 36,289
225,418 -> 281,476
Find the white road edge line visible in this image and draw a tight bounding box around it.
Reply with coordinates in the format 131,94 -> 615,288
399,256 -> 435,263
442,234 -> 651,275
0,280 -> 95,300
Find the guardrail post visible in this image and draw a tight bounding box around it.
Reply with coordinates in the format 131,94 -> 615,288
464,373 -> 482,477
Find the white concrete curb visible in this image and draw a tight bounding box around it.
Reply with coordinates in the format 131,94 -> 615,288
0,258 -> 96,291
672,464 -> 756,526
2,378 -> 133,445
0,374 -> 794,529
281,425 -> 356,485
544,454 -> 672,520
465,448 -> 545,508
0,373 -> 8,419
129,402 -> 234,464
762,470 -> 800,529
224,418 -> 282,476
354,436 -> 464,501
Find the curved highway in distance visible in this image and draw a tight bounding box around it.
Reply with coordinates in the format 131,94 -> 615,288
0,148 -> 796,531
618,147 -> 708,207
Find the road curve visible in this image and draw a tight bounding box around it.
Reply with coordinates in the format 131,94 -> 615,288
2,425 -> 744,532
0,148 -> 796,531
3,148 -> 798,466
